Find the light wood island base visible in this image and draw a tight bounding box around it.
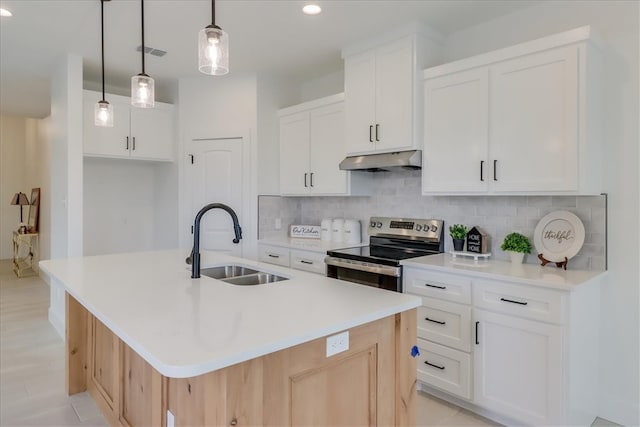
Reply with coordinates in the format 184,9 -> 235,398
65,292 -> 417,426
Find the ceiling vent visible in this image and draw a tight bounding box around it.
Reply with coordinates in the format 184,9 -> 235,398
136,45 -> 167,57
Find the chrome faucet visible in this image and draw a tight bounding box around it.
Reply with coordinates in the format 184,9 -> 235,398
188,203 -> 242,278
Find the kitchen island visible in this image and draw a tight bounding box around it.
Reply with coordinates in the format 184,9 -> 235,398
39,249 -> 421,426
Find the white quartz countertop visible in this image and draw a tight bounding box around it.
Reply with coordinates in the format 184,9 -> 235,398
258,237 -> 367,252
40,250 -> 419,379
402,254 -> 605,291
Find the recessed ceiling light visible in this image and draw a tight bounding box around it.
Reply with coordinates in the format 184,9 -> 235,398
0,8 -> 13,17
302,4 -> 322,15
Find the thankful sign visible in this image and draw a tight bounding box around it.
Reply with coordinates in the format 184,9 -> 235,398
540,219 -> 575,253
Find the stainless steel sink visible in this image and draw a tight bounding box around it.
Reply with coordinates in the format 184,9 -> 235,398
200,265 -> 259,280
200,265 -> 288,286
221,272 -> 288,286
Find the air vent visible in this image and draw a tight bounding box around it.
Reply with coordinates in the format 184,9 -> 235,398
136,45 -> 167,57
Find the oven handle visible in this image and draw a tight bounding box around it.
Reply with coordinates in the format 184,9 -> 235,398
324,256 -> 401,277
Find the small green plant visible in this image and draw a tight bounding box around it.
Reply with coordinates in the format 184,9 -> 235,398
449,224 -> 468,240
500,232 -> 532,254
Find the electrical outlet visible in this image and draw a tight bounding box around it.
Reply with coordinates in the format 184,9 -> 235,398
167,410 -> 175,427
326,331 -> 349,357
275,218 -> 282,230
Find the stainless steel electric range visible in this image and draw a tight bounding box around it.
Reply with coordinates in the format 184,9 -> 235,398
325,217 -> 445,292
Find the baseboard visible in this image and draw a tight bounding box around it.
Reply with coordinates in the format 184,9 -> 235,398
48,308 -> 65,340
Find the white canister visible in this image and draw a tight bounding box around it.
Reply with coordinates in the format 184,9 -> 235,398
343,219 -> 361,244
331,218 -> 344,242
320,218 -> 333,241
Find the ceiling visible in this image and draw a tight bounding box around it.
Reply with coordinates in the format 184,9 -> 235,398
0,0 -> 541,118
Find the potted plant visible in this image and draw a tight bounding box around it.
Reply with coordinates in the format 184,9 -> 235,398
500,232 -> 532,263
449,224 -> 468,252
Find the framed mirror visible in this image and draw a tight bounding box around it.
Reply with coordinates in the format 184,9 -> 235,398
27,188 -> 40,233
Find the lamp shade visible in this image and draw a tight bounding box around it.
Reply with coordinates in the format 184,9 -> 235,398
10,192 -> 29,206
198,25 -> 229,75
131,73 -> 155,108
95,100 -> 114,126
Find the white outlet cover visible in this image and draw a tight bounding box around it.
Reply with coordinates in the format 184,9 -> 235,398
326,331 -> 349,357
167,410 -> 175,427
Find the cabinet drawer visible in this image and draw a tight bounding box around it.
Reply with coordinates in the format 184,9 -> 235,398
290,250 -> 326,275
416,338 -> 471,400
404,268 -> 471,304
258,245 -> 290,267
473,279 -> 565,324
418,299 -> 471,352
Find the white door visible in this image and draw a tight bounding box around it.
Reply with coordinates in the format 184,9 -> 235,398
309,102 -> 348,195
473,309 -> 562,425
489,46 -> 578,192
189,138 -> 244,257
375,36 -> 414,152
422,68 -> 489,193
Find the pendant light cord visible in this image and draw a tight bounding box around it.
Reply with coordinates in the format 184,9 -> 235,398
141,0 -> 145,74
100,0 -> 105,101
211,0 -> 215,25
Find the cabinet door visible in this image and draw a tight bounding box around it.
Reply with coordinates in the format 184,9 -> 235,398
89,317 -> 119,410
279,111 -> 311,195
83,92 -> 130,158
309,102 -> 348,194
489,46 -> 578,192
344,50 -> 377,155
474,309 -> 562,425
374,37 -> 415,152
422,68 -> 489,193
130,105 -> 174,161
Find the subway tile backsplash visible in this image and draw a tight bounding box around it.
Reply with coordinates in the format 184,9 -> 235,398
258,170 -> 606,270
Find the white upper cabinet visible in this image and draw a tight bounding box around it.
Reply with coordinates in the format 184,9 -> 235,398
422,26 -> 602,195
343,27 -> 442,155
279,94 -> 367,196
83,90 -> 175,162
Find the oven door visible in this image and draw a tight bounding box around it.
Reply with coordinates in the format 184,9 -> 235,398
325,256 -> 402,292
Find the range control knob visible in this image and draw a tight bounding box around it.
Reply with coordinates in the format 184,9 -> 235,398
376,222 -> 382,228
415,224 -> 422,231
431,225 -> 438,232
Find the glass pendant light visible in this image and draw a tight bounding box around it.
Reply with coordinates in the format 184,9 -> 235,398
198,0 -> 229,76
132,0 -> 154,108
95,0 -> 113,127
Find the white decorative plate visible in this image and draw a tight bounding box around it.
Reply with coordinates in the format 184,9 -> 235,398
533,211 -> 585,262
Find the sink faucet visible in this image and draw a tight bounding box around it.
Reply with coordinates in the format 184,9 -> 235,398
188,203 -> 242,278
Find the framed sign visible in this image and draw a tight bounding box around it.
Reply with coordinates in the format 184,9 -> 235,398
290,225 -> 321,239
27,188 -> 40,233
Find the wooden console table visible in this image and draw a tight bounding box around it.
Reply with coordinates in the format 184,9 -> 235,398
12,231 -> 39,278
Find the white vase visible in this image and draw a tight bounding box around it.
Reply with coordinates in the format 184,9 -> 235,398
508,251 -> 525,264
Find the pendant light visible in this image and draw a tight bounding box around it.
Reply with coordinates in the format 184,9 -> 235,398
131,0 -> 154,108
95,0 -> 113,127
198,0 -> 229,75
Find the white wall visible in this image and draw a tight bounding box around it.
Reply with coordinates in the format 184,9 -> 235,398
178,73 -> 259,259
83,158 -> 157,255
300,69 -> 345,102
440,2 -> 639,424
0,115 -> 27,259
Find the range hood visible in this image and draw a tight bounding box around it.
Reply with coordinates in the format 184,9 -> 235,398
339,150 -> 422,172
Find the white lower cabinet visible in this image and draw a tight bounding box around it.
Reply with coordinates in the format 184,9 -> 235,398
403,263 -> 601,426
473,309 -> 562,425
258,244 -> 326,275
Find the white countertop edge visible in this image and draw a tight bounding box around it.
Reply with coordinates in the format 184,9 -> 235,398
258,238 -> 367,252
146,299 -> 421,378
401,254 -> 607,291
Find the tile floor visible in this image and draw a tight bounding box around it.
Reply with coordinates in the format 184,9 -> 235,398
0,259 -> 619,427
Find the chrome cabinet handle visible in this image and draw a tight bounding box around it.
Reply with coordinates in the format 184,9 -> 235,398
304,173 -> 308,188
493,159 -> 498,181
375,124 -> 380,141
132,136 -> 136,151
310,172 -> 314,187
369,125 -> 373,142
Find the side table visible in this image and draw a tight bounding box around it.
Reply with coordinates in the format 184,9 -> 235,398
12,231 -> 39,278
